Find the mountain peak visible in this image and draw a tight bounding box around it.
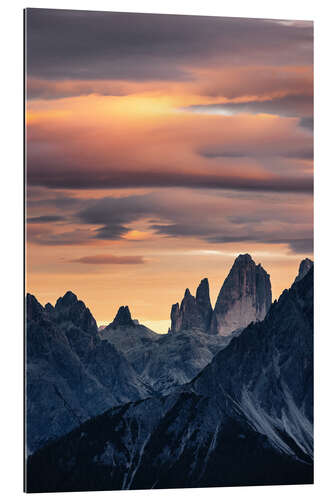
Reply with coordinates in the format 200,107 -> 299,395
44,302 -> 55,313
196,278 -> 210,303
26,293 -> 44,321
111,306 -> 135,328
55,291 -> 78,308
196,277 -> 209,290
210,254 -> 272,336
294,258 -> 313,283
234,253 -> 253,264
54,291 -> 97,334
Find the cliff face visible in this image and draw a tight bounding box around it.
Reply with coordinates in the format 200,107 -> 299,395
210,254 -> 272,336
170,279 -> 213,333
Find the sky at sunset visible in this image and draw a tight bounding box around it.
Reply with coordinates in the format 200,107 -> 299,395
25,9 -> 313,333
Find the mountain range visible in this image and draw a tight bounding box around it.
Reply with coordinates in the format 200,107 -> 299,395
25,254 -> 313,492
26,292 -> 153,454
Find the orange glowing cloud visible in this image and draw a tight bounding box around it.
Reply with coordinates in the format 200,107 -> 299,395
123,230 -> 152,241
26,94 -> 312,195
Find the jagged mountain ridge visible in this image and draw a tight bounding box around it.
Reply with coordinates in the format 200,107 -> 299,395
169,254 -> 272,336
26,267 -> 313,492
26,292 -> 154,454
25,255 -> 311,455
114,254 -> 272,394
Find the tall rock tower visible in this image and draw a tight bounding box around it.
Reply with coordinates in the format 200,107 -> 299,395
210,254 -> 272,336
170,278 -> 213,333
195,278 -> 213,330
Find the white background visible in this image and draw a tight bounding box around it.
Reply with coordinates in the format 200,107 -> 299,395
0,0 -> 332,498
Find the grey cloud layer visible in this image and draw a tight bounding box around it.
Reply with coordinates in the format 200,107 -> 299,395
198,142 -> 313,161
77,194 -> 156,240
27,215 -> 66,223
28,191 -> 313,254
26,9 -> 313,85
80,193 -> 313,254
27,165 -> 313,193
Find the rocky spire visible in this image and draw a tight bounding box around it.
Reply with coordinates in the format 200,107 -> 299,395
294,258 -> 313,283
196,278 -> 213,330
170,279 -> 213,333
110,306 -> 135,328
210,254 -> 272,336
170,303 -> 181,333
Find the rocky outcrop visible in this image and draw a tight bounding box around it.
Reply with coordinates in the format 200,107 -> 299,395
294,258 -> 313,283
170,279 -> 213,333
108,305 -> 135,329
210,254 -> 272,336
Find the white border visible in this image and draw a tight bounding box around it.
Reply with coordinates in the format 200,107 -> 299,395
1,1 -> 332,499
